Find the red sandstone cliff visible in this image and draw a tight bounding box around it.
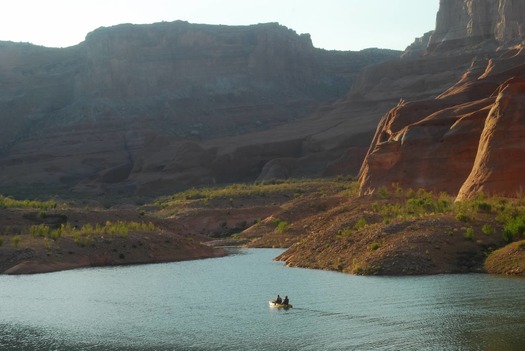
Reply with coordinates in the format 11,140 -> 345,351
360,0 -> 525,200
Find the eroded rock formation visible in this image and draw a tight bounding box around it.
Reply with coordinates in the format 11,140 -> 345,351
359,0 -> 525,199
457,77 -> 525,199
429,0 -> 525,52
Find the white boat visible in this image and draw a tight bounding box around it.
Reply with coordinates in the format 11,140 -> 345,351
269,300 -> 293,309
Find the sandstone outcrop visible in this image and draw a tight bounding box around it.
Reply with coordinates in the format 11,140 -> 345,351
359,0 -> 525,199
457,77 -> 525,199
429,0 -> 525,52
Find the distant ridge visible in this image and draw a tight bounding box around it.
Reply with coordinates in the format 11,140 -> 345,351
0,21 -> 399,197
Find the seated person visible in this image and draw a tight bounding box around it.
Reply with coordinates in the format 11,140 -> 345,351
275,294 -> 282,304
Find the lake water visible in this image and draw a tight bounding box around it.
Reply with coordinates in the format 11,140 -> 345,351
0,248 -> 524,351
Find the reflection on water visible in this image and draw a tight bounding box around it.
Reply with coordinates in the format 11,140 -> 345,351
0,249 -> 524,351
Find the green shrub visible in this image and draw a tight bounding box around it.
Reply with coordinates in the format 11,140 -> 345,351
405,188 -> 416,198
476,202 -> 492,213
369,242 -> 380,250
354,218 -> 367,230
50,229 -> 61,241
276,221 -> 290,233
377,187 -> 390,199
73,233 -> 93,246
29,224 -> 52,238
503,214 -> 525,242
12,235 -> 21,248
482,224 -> 495,235
352,258 -> 363,274
0,237 -> 3,247
455,213 -> 471,223
336,228 -> 353,238
464,227 -> 475,241
406,196 -> 450,215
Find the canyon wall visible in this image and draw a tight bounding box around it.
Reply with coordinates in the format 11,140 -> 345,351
0,21 -> 399,196
7,1 -> 525,200
360,0 -> 525,199
429,0 -> 525,51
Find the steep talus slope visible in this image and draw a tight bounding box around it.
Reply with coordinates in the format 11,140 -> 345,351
0,21 -> 399,196
360,0 -> 525,199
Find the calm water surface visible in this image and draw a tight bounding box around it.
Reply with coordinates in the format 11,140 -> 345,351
0,248 -> 524,351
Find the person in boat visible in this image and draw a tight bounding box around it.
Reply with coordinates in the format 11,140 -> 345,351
275,294 -> 282,304
283,296 -> 289,305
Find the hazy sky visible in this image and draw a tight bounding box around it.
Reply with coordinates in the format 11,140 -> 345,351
0,0 -> 439,51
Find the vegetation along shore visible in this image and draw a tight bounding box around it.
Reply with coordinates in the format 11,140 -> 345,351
0,178 -> 523,276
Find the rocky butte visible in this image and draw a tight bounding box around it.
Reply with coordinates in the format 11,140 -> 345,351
0,21 -> 399,197
359,0 -> 525,200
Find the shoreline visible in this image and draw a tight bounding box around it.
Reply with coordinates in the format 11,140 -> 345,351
2,242 -> 524,277
0,229 -> 228,275
0,248 -> 228,275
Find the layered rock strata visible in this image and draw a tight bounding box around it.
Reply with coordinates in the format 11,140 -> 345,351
0,21 -> 400,195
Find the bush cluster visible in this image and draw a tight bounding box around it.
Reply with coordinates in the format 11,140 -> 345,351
28,221 -> 156,244
371,186 -> 525,243
503,214 -> 525,243
272,218 -> 290,233
158,178 -> 354,207
0,195 -> 59,210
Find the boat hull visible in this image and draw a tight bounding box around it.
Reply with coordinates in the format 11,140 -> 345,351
269,300 -> 293,309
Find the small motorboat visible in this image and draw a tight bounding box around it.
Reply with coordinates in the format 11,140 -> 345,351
269,300 -> 293,309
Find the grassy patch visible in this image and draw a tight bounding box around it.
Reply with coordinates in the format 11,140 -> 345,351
503,214 -> 525,243
354,217 -> 368,230
0,195 -> 61,210
26,221 -> 156,245
273,218 -> 290,233
373,188 -> 453,221
368,187 -> 525,244
156,178 -> 356,208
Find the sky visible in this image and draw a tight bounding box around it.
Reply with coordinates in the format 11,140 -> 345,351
0,0 -> 439,51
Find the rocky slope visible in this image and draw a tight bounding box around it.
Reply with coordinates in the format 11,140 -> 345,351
0,204 -> 226,274
0,21 -> 399,197
360,0 -> 525,200
274,197 -> 506,275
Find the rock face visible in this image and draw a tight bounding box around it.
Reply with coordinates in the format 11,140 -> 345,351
359,0 -> 525,199
457,77 -> 525,199
0,21 -> 400,196
429,0 -> 525,51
